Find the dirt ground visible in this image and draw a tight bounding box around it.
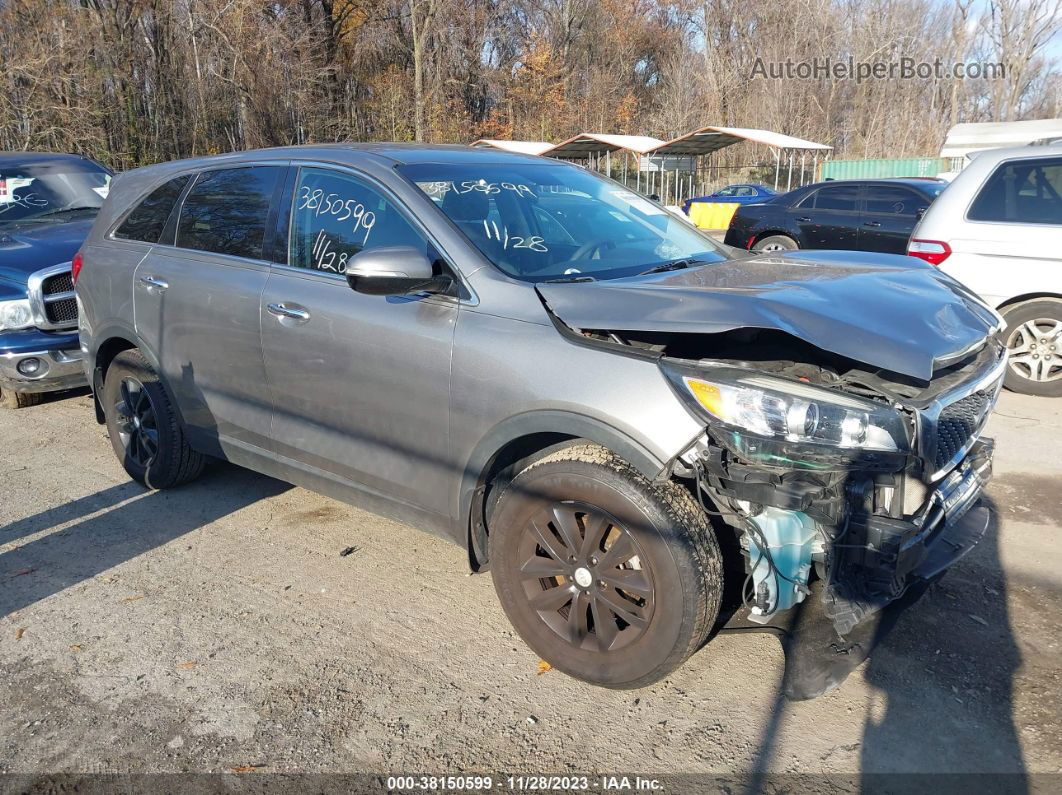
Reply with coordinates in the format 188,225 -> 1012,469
1,388 -> 1060,790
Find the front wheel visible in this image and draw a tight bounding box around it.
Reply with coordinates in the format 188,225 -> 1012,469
489,444 -> 723,688
102,349 -> 206,488
1002,300 -> 1062,397
753,234 -> 798,252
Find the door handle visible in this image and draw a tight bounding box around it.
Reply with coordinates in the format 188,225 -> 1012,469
796,216 -> 812,223
267,302 -> 311,322
138,275 -> 169,291
863,221 -> 882,228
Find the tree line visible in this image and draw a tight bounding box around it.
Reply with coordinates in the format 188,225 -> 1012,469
0,0 -> 1059,172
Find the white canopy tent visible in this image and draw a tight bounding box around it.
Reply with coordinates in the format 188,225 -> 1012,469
941,118 -> 1062,165
646,126 -> 833,202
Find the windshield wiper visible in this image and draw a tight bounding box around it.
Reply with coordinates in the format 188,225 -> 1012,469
541,275 -> 597,283
28,205 -> 101,220
637,257 -> 706,276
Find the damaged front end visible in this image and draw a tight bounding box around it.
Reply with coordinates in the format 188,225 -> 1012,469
534,250 -> 1008,693
661,338 -> 1005,638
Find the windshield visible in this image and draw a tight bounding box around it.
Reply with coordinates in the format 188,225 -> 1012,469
0,160 -> 112,224
398,162 -> 728,282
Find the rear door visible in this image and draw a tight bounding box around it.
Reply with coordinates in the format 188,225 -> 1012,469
133,163 -> 284,455
792,184 -> 861,249
859,185 -> 927,254
259,164 -> 458,515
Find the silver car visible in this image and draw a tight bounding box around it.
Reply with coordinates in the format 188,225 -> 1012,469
76,145 -> 1004,694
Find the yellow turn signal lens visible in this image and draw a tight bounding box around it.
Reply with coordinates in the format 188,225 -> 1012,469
683,377 -> 725,419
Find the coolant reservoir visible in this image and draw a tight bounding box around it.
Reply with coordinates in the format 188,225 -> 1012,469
746,507 -> 818,624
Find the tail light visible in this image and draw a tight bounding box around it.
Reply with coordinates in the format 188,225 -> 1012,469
71,251 -> 84,284
907,239 -> 951,266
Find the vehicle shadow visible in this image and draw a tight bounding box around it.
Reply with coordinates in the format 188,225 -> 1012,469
858,495 -> 1027,789
0,462 -> 291,618
740,496 -> 1026,791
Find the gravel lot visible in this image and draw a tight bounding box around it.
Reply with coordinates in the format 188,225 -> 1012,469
1,388 -> 1059,789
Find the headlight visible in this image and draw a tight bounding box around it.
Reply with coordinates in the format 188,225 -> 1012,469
664,365 -> 912,469
0,299 -> 34,332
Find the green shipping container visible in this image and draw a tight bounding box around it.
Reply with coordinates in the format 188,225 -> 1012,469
819,157 -> 948,181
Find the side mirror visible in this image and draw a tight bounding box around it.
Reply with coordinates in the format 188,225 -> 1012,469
345,246 -> 451,297
649,193 -> 661,202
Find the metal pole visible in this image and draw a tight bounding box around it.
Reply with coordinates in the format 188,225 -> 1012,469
606,149 -> 611,178
800,152 -> 807,187
773,149 -> 781,190
786,151 -> 794,192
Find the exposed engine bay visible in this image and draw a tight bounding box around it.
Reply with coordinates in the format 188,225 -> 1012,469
572,323 -> 1005,638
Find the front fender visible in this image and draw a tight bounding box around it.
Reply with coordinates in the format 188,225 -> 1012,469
456,409 -> 671,565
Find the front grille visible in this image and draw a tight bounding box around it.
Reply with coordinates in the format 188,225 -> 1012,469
27,265 -> 77,330
935,390 -> 993,470
45,297 -> 78,325
42,272 -> 74,295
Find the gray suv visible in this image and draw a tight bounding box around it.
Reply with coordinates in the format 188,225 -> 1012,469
77,145 -> 1005,692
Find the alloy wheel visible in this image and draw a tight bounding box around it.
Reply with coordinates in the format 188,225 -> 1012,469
517,501 -> 655,653
1007,318 -> 1062,383
114,377 -> 160,467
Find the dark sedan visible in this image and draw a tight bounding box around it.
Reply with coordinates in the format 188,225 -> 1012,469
724,178 -> 948,255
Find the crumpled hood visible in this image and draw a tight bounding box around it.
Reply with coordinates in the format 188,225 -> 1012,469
536,250 -> 1001,381
0,218 -> 93,284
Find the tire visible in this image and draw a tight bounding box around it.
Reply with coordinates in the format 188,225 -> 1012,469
489,443 -> 723,688
753,234 -> 798,252
0,388 -> 43,409
102,349 -> 206,488
1001,300 -> 1062,397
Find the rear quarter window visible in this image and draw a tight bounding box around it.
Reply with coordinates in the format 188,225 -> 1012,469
967,157 -> 1062,225
114,175 -> 190,243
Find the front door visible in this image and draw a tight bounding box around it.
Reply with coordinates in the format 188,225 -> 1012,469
133,164 -> 284,454
792,184 -> 862,249
260,165 -> 458,516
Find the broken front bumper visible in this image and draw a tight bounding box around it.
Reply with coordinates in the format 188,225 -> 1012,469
821,439 -> 994,635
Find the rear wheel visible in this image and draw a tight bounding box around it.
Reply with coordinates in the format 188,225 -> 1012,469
753,234 -> 798,252
489,443 -> 723,688
1001,300 -> 1062,397
102,349 -> 206,488
0,388 -> 42,409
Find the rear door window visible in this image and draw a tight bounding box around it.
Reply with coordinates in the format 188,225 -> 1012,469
114,175 -> 190,242
968,157 -> 1062,224
176,166 -> 282,259
802,185 -> 860,212
864,186 -> 924,217
287,167 -> 429,274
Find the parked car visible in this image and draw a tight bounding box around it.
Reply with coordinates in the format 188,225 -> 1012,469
0,152 -> 112,408
78,145 -> 1003,693
909,144 -> 1062,397
682,184 -> 777,214
724,178 -> 947,254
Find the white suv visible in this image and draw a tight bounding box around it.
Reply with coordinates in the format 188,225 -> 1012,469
909,144 -> 1062,396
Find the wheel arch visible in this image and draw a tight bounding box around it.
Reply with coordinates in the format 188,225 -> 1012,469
459,411 -> 668,571
89,328 -> 159,424
752,229 -> 799,247
997,292 -> 1062,312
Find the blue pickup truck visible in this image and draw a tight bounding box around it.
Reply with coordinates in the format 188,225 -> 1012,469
0,152 -> 112,408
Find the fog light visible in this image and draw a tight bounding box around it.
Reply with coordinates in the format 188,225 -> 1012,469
17,357 -> 42,376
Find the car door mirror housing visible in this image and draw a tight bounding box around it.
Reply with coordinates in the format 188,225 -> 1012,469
345,246 -> 451,296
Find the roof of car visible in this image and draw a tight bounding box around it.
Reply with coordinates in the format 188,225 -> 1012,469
0,151 -> 106,168
804,178 -> 944,191
149,143 -> 555,170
